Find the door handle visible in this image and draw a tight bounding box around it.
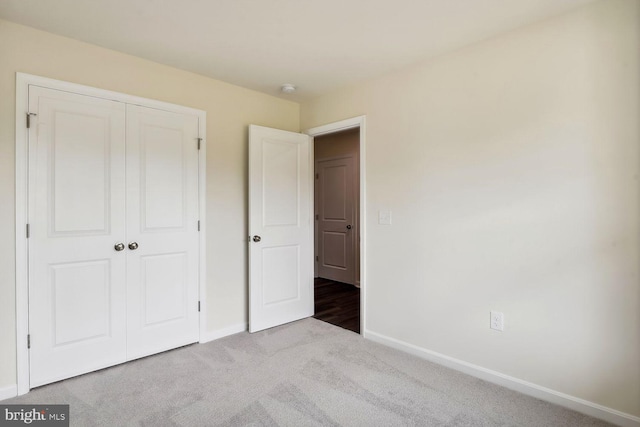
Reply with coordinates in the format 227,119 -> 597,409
128,242 -> 139,250
252,235 -> 261,243
346,225 -> 352,230
114,242 -> 125,252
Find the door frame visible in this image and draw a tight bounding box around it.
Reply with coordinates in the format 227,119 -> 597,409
14,73 -> 207,395
305,116 -> 366,337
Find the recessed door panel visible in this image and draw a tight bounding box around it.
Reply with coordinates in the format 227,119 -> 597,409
262,245 -> 300,305
51,111 -> 110,235
249,125 -> 312,333
141,124 -> 185,231
29,86 -> 127,388
322,232 -> 347,269
142,253 -> 187,325
263,140 -> 299,227
52,260 -> 111,346
322,165 -> 348,220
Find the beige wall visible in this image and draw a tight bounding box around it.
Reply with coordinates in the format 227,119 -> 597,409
302,0 -> 639,417
0,20 -> 299,390
315,129 -> 359,159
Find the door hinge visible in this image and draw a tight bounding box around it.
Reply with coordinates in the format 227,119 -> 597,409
197,138 -> 202,150
27,334 -> 30,349
315,173 -> 319,179
26,113 -> 37,129
198,301 -> 201,312
315,255 -> 318,261
315,214 -> 318,220
197,220 -> 200,231
26,224 -> 30,238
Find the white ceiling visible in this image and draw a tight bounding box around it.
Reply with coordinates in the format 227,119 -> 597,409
0,0 -> 595,102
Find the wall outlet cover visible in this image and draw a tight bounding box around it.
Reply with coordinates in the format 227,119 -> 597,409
490,311 -> 504,331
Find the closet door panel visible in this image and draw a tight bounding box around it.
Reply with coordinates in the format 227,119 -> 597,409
125,105 -> 200,359
28,86 -> 127,387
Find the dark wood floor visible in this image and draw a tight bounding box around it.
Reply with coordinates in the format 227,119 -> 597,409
313,277 -> 360,334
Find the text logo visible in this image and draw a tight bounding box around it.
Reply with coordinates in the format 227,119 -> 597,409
0,405 -> 69,426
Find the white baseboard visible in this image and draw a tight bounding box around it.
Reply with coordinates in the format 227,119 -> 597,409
0,384 -> 17,401
365,329 -> 640,427
200,323 -> 247,343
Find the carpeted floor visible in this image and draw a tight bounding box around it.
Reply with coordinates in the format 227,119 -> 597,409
5,318 -> 613,426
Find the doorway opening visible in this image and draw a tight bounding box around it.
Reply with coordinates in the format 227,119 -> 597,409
312,127 -> 361,333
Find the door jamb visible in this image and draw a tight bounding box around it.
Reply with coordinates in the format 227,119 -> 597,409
305,116 -> 366,337
14,73 -> 207,395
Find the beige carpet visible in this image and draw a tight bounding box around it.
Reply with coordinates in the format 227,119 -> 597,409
5,318 -> 613,426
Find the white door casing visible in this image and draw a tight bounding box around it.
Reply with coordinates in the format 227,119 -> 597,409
125,104 -> 200,359
23,77 -> 205,390
28,86 -> 128,387
316,156 -> 356,284
248,125 -> 313,333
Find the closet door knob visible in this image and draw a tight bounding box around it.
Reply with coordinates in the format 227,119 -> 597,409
346,224 -> 352,230
252,235 -> 261,243
114,243 -> 125,252
128,242 -> 139,250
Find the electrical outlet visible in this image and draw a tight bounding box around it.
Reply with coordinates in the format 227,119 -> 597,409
490,311 -> 504,331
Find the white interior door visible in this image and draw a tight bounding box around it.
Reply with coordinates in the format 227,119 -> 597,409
125,104 -> 200,359
248,125 -> 313,333
28,86 -> 128,387
316,156 -> 356,284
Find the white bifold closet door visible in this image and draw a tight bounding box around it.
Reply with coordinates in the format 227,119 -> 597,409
125,105 -> 200,360
28,86 -> 199,388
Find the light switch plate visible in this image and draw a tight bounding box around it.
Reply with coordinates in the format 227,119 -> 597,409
379,210 -> 392,225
